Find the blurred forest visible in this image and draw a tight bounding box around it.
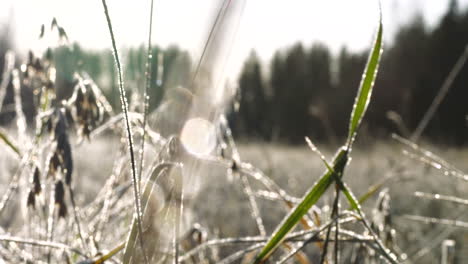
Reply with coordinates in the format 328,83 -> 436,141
235,1 -> 468,145
0,0 -> 467,145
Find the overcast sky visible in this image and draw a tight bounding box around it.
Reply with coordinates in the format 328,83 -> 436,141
1,0 -> 467,80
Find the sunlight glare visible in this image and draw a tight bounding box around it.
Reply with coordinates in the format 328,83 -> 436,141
180,117 -> 216,155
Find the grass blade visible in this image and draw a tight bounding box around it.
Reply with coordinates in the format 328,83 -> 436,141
347,13 -> 383,147
138,0 -> 155,184
100,1 -> 146,263
253,147 -> 349,263
254,9 -> 384,262
122,162 -> 176,263
411,44 -> 468,142
0,129 -> 21,157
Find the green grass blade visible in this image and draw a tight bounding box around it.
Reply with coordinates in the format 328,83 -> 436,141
255,11 -> 383,263
356,175 -> 393,206
347,16 -> 383,146
253,148 -> 349,263
0,129 -> 21,157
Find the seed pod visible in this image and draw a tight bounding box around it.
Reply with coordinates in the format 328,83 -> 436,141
386,228 -> 396,248
32,166 -> 41,195
45,48 -> 53,63
54,110 -> 68,139
59,135 -> 73,185
39,24 -> 45,38
48,151 -> 61,178
46,116 -> 53,134
58,202 -> 67,218
28,51 -> 34,65
54,180 -> 67,218
63,104 -> 75,128
34,58 -> 42,72
26,190 -> 36,209
69,77 -> 108,139
75,85 -> 84,118
45,79 -> 54,91
231,159 -> 239,173
54,180 -> 65,205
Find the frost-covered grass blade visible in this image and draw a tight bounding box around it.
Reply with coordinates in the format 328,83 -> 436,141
254,11 -> 383,263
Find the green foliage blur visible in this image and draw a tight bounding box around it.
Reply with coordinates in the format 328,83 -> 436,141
52,43 -> 191,111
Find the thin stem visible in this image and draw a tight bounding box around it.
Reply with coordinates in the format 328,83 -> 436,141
173,165 -> 184,264
221,116 -> 266,236
68,186 -> 89,254
240,173 -> 266,236
138,0 -> 155,185
100,1 -> 147,263
190,0 -> 230,87
319,187 -> 340,264
411,44 -> 468,141
0,235 -> 86,257
333,185 -> 341,264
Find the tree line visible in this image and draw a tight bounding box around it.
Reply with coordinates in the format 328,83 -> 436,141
0,0 -> 467,145
234,0 -> 468,145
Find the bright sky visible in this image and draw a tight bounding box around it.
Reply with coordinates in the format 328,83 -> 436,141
1,0 -> 468,80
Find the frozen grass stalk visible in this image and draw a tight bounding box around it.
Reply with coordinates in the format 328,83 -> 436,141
138,0 -> 155,184
100,0 -> 147,263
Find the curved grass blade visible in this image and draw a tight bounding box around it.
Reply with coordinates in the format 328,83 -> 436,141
122,162 -> 176,263
347,14 -> 383,147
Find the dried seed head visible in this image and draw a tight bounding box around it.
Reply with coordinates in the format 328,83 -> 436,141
26,190 -> 36,209
48,151 -> 61,178
56,133 -> 73,185
63,104 -> 75,127
43,108 -> 74,183
54,109 -> 68,138
231,159 -> 239,172
386,228 -> 396,248
45,115 -> 54,135
54,180 -> 67,218
58,202 -> 67,218
27,51 -> 34,66
32,166 -> 41,195
76,85 -> 85,117
54,180 -> 65,204
45,47 -> 53,62
69,76 -> 107,139
17,48 -> 58,118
